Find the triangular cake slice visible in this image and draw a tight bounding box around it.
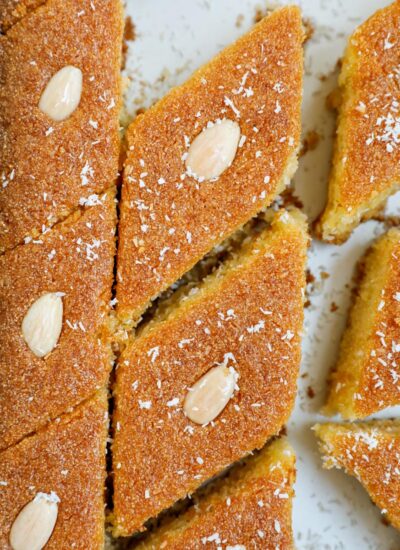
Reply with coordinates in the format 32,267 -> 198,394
316,1 -> 400,243
324,228 -> 400,419
116,6 -> 304,325
0,0 -> 122,251
0,189 -> 116,450
111,208 -> 308,536
0,390 -> 108,548
314,421 -> 400,531
135,437 -> 296,550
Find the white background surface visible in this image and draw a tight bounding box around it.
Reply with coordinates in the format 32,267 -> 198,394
123,1 -> 400,548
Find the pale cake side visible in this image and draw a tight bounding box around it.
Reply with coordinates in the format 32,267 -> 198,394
135,438 -> 295,550
111,208 -> 308,536
316,1 -> 400,243
0,189 -> 116,451
0,390 -> 108,549
0,0 -> 123,252
314,421 -> 400,530
116,6 -> 305,326
324,228 -> 400,419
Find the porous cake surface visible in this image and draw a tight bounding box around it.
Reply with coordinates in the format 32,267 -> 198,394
0,390 -> 108,549
135,438 -> 295,550
116,6 -> 304,324
0,190 -> 116,451
0,0 -> 45,31
324,228 -> 400,419
111,209 -> 308,536
0,0 -> 123,252
317,1 -> 400,243
314,421 -> 400,530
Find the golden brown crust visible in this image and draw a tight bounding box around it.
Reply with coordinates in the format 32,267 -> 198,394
116,6 -> 304,324
111,209 -> 308,536
0,189 -> 116,451
136,438 -> 296,550
317,1 -> 400,243
0,0 -> 123,252
0,0 -> 45,32
0,390 -> 108,549
324,228 -> 400,419
314,421 -> 400,530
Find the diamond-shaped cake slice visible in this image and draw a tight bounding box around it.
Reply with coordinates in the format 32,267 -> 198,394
116,6 -> 305,325
0,390 -> 108,548
111,208 -> 308,536
314,421 -> 400,531
0,0 -> 123,251
317,1 -> 400,243
135,437 -> 296,550
0,189 -> 116,450
324,228 -> 400,419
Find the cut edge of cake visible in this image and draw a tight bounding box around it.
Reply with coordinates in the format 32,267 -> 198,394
315,2 -> 400,243
130,206 -> 308,345
323,228 -> 400,419
116,5 -> 305,328
134,437 -> 296,549
314,420 -> 400,531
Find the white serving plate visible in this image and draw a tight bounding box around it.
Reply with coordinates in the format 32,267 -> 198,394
123,1 -> 400,548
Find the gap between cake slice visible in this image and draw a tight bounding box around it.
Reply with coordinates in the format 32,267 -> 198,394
110,207 -> 308,537
133,436 -> 296,550
116,5 -> 305,328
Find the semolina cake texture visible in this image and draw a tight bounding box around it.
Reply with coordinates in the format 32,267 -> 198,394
0,190 -> 116,451
0,0 -> 46,31
135,437 -> 296,550
0,390 -> 108,549
314,421 -> 400,531
0,0 -> 123,252
111,208 -> 308,536
324,228 -> 400,419
317,1 -> 400,242
116,5 -> 305,325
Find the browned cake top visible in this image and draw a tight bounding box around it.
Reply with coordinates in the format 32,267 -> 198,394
315,421 -> 400,530
112,209 -> 307,536
137,438 -> 295,550
0,189 -> 116,451
0,0 -> 45,32
0,390 -> 108,549
116,6 -> 304,324
326,228 -> 400,418
0,0 -> 123,252
329,1 -> 400,211
354,232 -> 400,416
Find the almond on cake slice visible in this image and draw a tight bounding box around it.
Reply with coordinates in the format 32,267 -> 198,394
111,208 -> 308,536
116,6 -> 305,326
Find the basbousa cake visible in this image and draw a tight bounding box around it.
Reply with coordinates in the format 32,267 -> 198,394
135,438 -> 296,550
317,1 -> 400,243
314,421 -> 400,531
111,208 -> 308,536
116,5 -> 305,326
0,190 -> 116,450
324,228 -> 400,419
0,0 -> 123,252
0,390 -> 108,549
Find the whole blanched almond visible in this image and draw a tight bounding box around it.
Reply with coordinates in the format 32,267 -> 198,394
183,365 -> 237,425
22,293 -> 63,357
185,119 -> 241,180
39,66 -> 83,121
10,492 -> 60,550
